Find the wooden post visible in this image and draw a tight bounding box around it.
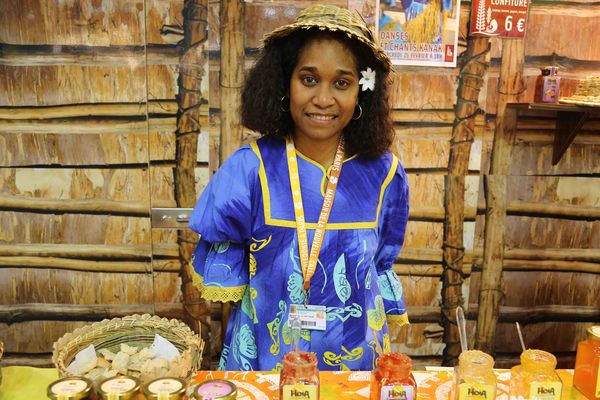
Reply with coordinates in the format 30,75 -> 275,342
175,0 -> 212,369
219,0 -> 245,161
441,37 -> 490,366
475,39 -> 525,354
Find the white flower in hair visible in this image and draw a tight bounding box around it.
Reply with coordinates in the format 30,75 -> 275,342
359,67 -> 376,92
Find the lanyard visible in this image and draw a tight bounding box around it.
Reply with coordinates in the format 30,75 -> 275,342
285,136 -> 345,291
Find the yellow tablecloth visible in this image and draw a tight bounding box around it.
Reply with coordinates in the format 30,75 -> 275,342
0,366 -> 587,400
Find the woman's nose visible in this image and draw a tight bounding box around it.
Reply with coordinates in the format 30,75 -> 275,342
312,86 -> 335,108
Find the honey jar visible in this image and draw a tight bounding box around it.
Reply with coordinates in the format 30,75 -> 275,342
451,350 -> 496,400
509,349 -> 562,400
279,350 -> 320,400
370,352 -> 416,400
47,376 -> 93,400
143,377 -> 187,400
97,376 -> 141,400
573,326 -> 600,400
188,379 -> 237,400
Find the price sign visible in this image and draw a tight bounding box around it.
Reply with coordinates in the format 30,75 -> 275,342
470,0 -> 530,38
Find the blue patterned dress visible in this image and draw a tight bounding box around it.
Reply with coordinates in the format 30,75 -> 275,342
189,136 -> 409,371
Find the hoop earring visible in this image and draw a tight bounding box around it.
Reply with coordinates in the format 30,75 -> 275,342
352,104 -> 363,120
280,96 -> 290,113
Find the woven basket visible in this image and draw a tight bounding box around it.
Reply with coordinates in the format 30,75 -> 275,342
52,314 -> 203,384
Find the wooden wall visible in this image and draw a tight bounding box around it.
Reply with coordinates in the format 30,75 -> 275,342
1,0 -> 598,370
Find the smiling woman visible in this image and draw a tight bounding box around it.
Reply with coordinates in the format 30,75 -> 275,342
188,4 -> 410,372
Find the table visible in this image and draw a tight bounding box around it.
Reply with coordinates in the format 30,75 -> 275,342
0,366 -> 587,400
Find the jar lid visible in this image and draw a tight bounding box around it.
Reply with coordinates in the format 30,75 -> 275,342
190,379 -> 237,400
143,377 -> 187,399
587,326 -> 600,342
98,376 -> 140,400
47,377 -> 93,400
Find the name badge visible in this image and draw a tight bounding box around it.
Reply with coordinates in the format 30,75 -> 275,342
289,304 -> 326,331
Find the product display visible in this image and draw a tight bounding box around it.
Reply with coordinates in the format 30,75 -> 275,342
451,350 -> 496,400
535,66 -> 560,103
188,379 -> 237,400
509,349 -> 562,400
47,377 -> 93,400
97,376 -> 141,400
573,326 -> 600,400
279,350 -> 320,400
370,352 -> 416,400
143,377 -> 187,400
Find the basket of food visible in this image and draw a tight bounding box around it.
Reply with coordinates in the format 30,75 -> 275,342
52,314 -> 203,385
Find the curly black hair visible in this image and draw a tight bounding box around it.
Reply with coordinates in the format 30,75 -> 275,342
241,29 -> 394,158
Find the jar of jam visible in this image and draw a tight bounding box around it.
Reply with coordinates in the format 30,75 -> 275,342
451,350 -> 496,400
370,352 -> 416,400
188,379 -> 237,400
47,376 -> 93,400
534,66 -> 560,103
97,376 -> 141,400
279,350 -> 320,400
143,377 -> 187,400
573,326 -> 600,399
509,349 -> 562,400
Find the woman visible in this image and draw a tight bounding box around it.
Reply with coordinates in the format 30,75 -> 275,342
189,4 -> 409,371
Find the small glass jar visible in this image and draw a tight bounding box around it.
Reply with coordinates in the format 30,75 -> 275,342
370,352 -> 416,400
451,350 -> 496,400
188,379 -> 237,400
143,377 -> 187,400
47,376 -> 93,400
97,376 -> 141,400
279,350 -> 320,400
509,349 -> 562,400
534,66 -> 560,103
573,326 -> 600,400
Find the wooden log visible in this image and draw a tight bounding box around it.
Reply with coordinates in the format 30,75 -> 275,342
0,44 -> 180,67
0,303 -> 183,323
441,35 -> 490,367
0,195 -> 148,216
0,257 -> 151,273
0,244 -> 152,259
177,0 -> 213,369
0,101 -> 185,119
0,354 -> 54,368
219,0 -> 245,160
0,118 -> 177,135
472,259 -> 600,275
391,109 -> 455,124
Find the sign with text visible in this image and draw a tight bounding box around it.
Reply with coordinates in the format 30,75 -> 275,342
469,0 -> 530,38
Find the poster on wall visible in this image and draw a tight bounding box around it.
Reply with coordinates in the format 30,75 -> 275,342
469,0 -> 530,38
349,0 -> 460,67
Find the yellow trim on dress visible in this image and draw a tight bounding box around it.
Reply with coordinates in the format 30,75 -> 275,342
250,141 -> 399,230
386,313 -> 410,328
187,261 -> 246,303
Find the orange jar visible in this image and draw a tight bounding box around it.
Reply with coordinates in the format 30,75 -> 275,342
370,352 -> 416,400
574,326 -> 600,400
279,350 -> 319,400
509,349 -> 562,400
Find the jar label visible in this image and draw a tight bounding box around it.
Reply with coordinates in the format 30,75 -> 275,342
282,384 -> 318,400
458,383 -> 495,400
529,382 -> 562,400
148,378 -> 183,394
381,384 -> 415,400
50,379 -> 89,395
100,377 -> 137,393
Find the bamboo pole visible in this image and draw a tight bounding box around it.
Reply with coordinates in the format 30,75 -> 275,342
0,303 -> 183,323
441,36 -> 490,366
219,0 -> 245,161
176,0 -> 212,369
0,118 -> 179,134
0,43 -> 180,67
0,195 -> 149,215
0,101 -> 195,119
0,257 -> 151,273
476,38 -> 526,355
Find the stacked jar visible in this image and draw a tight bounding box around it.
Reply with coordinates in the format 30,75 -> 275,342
509,349 -> 562,400
573,326 -> 600,400
451,350 -> 496,400
370,352 -> 416,400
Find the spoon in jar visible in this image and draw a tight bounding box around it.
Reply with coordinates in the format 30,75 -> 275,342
456,306 -> 468,353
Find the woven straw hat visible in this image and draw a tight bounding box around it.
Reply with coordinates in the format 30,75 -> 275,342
262,4 -> 391,72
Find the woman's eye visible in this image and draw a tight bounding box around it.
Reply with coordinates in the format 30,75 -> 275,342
301,76 -> 317,86
335,79 -> 351,89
